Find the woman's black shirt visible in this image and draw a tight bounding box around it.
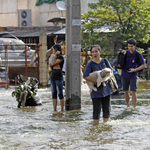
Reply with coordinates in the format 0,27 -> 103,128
51,55 -> 64,80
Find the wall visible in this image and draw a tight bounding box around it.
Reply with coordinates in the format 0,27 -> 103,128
0,0 -> 66,27
81,0 -> 99,13
0,0 -> 96,27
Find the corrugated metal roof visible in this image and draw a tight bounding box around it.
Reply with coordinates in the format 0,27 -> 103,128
53,27 -> 66,34
0,31 -> 56,38
0,26 -> 62,38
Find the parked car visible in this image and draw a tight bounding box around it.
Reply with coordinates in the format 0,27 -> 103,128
0,38 -> 36,66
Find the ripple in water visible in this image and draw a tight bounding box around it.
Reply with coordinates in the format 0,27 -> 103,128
0,80 -> 150,149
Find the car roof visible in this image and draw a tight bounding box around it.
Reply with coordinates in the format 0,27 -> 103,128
0,38 -> 25,45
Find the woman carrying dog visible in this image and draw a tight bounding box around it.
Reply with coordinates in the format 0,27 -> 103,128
49,44 -> 64,112
83,45 -> 112,122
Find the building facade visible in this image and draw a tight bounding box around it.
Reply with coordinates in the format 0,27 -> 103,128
0,0 -> 65,27
0,0 -> 102,86
0,0 -> 98,27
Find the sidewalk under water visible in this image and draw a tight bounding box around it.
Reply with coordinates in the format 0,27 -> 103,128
0,79 -> 150,149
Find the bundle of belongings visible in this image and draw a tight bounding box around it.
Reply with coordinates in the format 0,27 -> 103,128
12,75 -> 42,108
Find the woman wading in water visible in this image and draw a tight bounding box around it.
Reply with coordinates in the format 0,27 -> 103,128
49,44 -> 64,112
83,45 -> 113,122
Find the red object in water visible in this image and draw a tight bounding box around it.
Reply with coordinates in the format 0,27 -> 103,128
0,80 -> 8,88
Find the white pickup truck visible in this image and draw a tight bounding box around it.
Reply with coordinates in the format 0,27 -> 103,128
0,38 -> 36,66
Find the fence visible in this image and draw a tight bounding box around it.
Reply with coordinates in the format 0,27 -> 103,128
81,48 -> 150,80
0,43 -> 41,87
0,44 -> 149,88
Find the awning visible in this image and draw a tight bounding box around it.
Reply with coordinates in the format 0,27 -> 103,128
0,31 -> 57,38
0,26 -> 62,38
53,25 -> 114,35
53,27 -> 66,34
47,17 -> 66,24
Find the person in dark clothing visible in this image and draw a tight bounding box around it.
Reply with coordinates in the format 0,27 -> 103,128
112,49 -> 122,70
121,38 -> 146,108
49,44 -> 64,112
83,45 -> 112,123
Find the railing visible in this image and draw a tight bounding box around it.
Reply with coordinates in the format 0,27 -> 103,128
81,48 -> 150,80
0,43 -> 41,86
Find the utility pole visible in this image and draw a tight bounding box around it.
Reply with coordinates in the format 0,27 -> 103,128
65,0 -> 81,110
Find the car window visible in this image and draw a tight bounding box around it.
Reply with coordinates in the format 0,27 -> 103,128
0,40 -> 4,51
2,39 -> 11,51
0,40 -> 15,51
7,45 -> 12,50
13,39 -> 25,50
15,45 -> 25,50
0,38 -> 27,51
11,40 -> 15,51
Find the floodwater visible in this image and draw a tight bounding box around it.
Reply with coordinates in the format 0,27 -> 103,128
0,79 -> 150,150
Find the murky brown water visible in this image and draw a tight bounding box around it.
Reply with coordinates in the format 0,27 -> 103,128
0,80 -> 150,150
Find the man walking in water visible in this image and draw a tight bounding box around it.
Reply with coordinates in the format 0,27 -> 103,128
121,38 -> 146,108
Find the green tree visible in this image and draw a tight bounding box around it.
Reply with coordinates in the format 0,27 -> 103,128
81,0 -> 150,53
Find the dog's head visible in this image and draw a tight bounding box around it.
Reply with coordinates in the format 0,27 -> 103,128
100,68 -> 113,78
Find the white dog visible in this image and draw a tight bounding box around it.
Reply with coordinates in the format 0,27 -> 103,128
86,68 -> 113,93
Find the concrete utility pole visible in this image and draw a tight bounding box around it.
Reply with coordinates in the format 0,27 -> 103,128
65,0 -> 81,110
39,34 -> 47,86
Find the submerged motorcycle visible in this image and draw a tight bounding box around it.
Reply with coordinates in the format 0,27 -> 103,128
12,75 -> 42,108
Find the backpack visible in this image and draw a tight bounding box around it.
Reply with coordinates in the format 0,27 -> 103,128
135,51 -> 143,72
115,50 -> 143,71
135,51 -> 141,67
115,51 -> 126,69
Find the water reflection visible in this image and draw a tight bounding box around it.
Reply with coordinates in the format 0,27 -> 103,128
0,80 -> 150,149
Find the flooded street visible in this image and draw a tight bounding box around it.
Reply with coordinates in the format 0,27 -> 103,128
0,80 -> 150,150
